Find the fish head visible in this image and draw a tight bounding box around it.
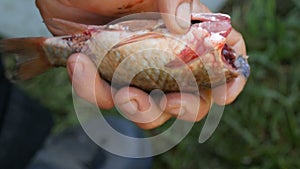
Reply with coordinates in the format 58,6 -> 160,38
174,13 -> 249,79
166,13 -> 231,67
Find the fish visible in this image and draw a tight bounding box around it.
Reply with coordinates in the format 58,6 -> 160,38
0,13 -> 250,92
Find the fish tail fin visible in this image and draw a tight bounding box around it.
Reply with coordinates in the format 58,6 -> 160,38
0,37 -> 53,81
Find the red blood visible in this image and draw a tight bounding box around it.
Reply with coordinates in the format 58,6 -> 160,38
222,44 -> 236,68
165,47 -> 199,68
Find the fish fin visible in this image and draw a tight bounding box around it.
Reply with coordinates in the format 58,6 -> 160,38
0,38 -> 53,81
44,18 -> 89,35
113,33 -> 165,48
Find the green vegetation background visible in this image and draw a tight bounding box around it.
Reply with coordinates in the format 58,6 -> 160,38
8,0 -> 300,168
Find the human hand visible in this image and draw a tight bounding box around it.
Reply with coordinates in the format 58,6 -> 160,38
36,0 -> 247,129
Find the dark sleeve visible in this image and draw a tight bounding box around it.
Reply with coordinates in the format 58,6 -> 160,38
0,58 -> 54,169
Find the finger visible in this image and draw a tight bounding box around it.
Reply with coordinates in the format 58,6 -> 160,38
213,74 -> 247,105
160,92 -> 211,122
56,0 -> 158,18
136,113 -> 172,130
158,0 -> 192,34
56,0 -> 120,16
67,53 -> 115,109
36,0 -> 112,35
192,0 -> 211,13
114,87 -> 171,128
227,29 -> 247,55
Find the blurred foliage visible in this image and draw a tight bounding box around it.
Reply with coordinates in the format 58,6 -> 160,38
10,0 -> 300,168
152,0 -> 300,168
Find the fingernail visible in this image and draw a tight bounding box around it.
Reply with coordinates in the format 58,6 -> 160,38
118,100 -> 139,115
176,2 -> 191,30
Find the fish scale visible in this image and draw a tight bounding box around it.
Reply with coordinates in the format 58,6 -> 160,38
0,13 -> 250,92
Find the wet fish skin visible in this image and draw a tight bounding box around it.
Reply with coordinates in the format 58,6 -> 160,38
0,13 -> 250,92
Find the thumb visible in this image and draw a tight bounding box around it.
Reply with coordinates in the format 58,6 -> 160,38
158,0 -> 192,34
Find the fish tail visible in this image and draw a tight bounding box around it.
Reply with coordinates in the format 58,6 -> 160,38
0,37 -> 53,80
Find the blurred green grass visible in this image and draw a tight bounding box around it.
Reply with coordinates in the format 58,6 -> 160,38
152,0 -> 300,168
12,0 -> 300,168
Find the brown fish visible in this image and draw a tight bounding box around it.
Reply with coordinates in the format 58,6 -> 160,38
0,13 -> 250,92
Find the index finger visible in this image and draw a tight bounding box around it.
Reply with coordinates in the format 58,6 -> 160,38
226,29 -> 247,56
36,0 -> 113,29
57,0 -> 158,17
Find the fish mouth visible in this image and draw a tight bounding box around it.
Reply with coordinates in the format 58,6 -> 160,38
221,44 -> 250,78
191,19 -> 202,25
221,44 -> 236,68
